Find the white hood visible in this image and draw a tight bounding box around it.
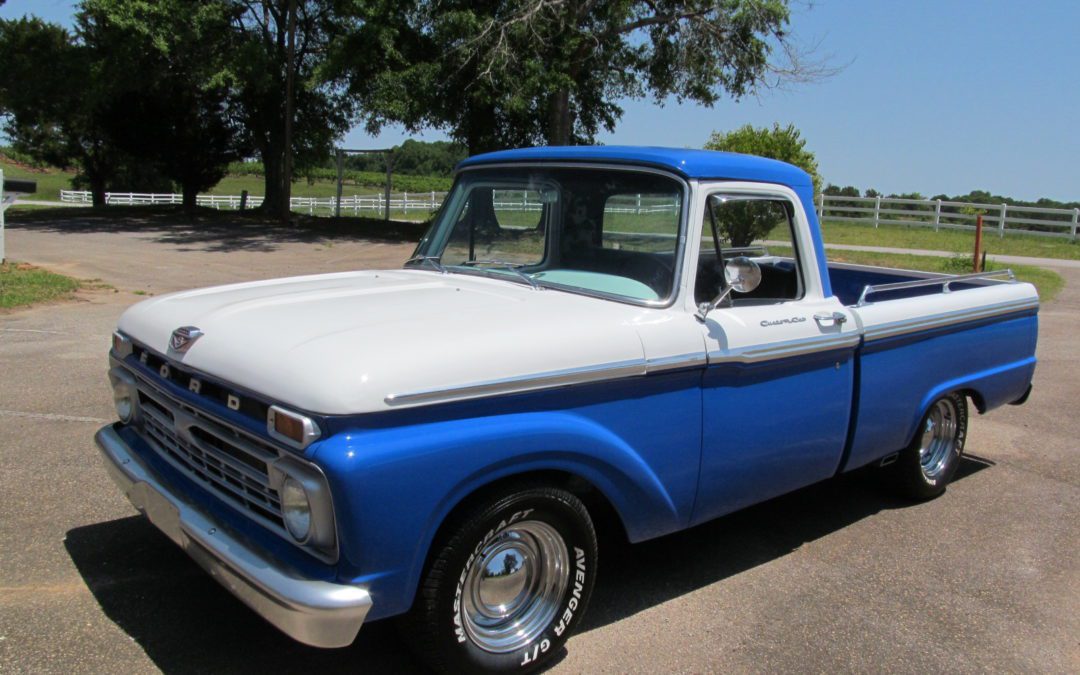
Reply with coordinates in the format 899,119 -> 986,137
117,269 -> 663,414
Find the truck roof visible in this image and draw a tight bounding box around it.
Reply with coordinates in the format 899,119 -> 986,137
457,146 -> 813,188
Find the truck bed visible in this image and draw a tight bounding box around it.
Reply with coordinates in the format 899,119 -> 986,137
829,261 -> 1039,471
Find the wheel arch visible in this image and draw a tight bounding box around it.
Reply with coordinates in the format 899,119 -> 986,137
402,462 -> 646,613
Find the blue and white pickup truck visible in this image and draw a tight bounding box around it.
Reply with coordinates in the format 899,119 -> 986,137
96,147 -> 1038,672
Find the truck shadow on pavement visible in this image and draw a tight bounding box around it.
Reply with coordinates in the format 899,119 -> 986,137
64,455 -> 993,674
9,207 -> 426,253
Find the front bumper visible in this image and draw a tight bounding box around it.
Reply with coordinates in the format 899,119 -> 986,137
94,424 -> 372,648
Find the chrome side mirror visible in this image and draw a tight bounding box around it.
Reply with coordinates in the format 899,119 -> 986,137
724,256 -> 762,294
696,256 -> 762,321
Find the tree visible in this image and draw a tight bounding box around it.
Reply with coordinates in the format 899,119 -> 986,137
0,17 -> 120,205
79,0 -> 249,213
222,0 -> 356,217
704,123 -> 821,246
343,0 -> 829,155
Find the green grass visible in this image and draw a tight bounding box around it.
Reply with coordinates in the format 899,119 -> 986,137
818,220 -> 1080,261
762,244 -> 1063,303
0,262 -> 82,308
0,159 -> 76,201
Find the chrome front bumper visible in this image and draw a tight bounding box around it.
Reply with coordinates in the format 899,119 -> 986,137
94,424 -> 372,648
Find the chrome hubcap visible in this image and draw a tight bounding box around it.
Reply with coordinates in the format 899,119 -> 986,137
462,520 -> 569,653
919,399 -> 959,480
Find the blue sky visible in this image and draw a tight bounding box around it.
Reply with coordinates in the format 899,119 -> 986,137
2,0 -> 1077,200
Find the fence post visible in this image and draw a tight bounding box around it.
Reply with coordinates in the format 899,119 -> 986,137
431,191 -> 436,210
817,193 -> 824,219
873,196 -> 881,228
999,203 -> 1007,238
403,191 -> 408,214
636,193 -> 642,214
1072,209 -> 1078,240
933,199 -> 942,231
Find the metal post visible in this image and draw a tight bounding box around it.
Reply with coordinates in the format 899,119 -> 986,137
1072,208 -> 1079,240
335,149 -> 344,218
933,199 -> 942,231
999,203 -> 1007,238
973,214 -> 984,272
874,196 -> 881,228
1,168 -> 5,264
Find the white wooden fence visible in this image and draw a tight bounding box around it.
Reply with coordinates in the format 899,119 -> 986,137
818,194 -> 1079,239
60,190 -> 447,216
58,189 -> 1079,239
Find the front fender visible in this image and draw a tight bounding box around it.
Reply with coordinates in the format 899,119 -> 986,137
314,394 -> 700,620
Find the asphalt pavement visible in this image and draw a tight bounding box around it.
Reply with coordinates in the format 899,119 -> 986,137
1,216 -> 1077,673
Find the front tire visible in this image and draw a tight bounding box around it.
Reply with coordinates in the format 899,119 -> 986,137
887,392 -> 968,500
404,486 -> 598,673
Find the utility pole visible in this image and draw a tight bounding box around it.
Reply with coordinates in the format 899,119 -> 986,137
281,0 -> 297,223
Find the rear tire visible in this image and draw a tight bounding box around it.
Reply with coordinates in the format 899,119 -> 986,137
886,392 -> 968,500
403,486 -> 597,673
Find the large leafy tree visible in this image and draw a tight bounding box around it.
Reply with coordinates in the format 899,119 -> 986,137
0,17 -> 129,205
343,0 -> 825,155
79,0 -> 249,212
222,0 -> 357,216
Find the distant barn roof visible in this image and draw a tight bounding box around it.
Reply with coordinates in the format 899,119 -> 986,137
457,146 -> 812,187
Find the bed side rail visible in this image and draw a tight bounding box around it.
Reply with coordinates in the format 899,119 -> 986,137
856,269 -> 1016,307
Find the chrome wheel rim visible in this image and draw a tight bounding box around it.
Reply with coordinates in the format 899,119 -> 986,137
461,520 -> 569,653
919,399 -> 959,480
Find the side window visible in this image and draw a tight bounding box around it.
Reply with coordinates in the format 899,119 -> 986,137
695,195 -> 803,305
442,187 -> 547,266
601,192 -> 681,253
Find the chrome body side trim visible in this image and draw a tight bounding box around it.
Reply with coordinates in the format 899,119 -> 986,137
862,297 -> 1039,342
95,424 -> 371,648
644,352 -> 710,372
385,358 -> 649,406
385,350 -> 712,406
707,333 -> 861,364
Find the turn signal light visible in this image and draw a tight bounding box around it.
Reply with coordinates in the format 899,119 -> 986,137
267,405 -> 321,450
274,411 -> 304,442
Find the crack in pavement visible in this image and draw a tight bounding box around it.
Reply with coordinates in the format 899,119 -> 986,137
0,409 -> 107,423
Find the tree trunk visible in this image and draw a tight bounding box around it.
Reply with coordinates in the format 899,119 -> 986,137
182,183 -> 198,214
261,143 -> 284,217
546,88 -> 572,146
89,174 -> 107,208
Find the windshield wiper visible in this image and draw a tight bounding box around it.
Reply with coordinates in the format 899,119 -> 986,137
461,260 -> 541,290
404,255 -> 447,274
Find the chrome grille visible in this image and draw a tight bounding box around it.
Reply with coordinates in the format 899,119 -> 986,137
135,379 -> 285,529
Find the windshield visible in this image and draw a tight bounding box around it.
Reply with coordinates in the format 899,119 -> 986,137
409,167 -> 685,303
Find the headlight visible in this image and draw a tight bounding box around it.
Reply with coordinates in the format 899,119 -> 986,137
109,367 -> 139,424
114,393 -> 135,423
281,476 -> 312,542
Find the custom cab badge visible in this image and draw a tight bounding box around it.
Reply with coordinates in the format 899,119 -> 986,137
169,326 -> 204,352
760,316 -> 807,327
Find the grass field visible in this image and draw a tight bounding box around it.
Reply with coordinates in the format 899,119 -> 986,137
762,244 -> 1063,303
0,262 -> 82,309
819,220 -> 1080,261
0,160 -> 75,201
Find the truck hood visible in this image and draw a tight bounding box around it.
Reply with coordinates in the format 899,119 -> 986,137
117,269 -> 659,415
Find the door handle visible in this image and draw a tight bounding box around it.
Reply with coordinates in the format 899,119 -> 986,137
814,312 -> 847,326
